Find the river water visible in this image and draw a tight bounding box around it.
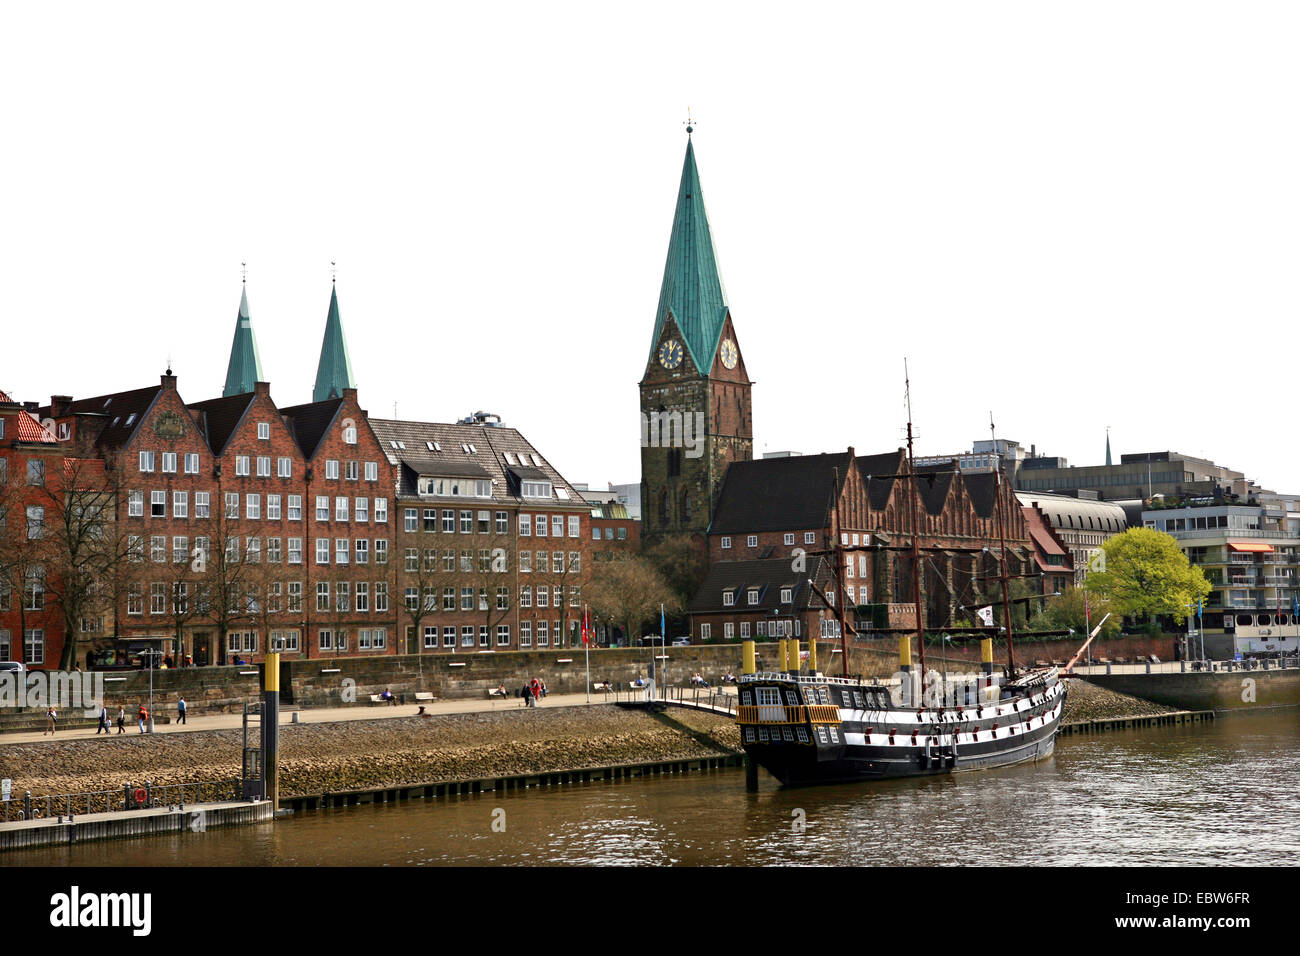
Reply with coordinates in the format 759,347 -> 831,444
13,713 -> 1300,866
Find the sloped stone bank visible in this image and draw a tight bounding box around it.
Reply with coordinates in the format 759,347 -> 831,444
1,705 -> 741,801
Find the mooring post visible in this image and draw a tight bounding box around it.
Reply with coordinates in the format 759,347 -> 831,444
744,755 -> 758,792
263,652 -> 280,812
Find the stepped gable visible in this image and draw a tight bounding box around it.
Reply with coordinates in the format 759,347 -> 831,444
709,452 -> 853,535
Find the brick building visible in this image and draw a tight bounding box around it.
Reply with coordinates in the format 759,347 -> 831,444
370,414 -> 592,654
688,449 -> 1035,640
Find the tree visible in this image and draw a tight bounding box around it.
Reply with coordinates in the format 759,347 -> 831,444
1028,586 -> 1121,640
643,533 -> 707,609
1084,527 -> 1211,625
585,553 -> 679,645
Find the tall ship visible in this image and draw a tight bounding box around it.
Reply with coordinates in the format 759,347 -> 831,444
736,383 -> 1066,786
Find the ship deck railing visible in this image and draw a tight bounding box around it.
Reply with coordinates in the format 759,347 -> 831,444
736,704 -> 842,726
739,672 -> 895,691
1068,656 -> 1299,676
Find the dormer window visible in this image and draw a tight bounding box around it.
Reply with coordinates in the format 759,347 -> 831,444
521,480 -> 552,499
722,590 -> 735,607
747,589 -> 759,605
505,452 -> 517,466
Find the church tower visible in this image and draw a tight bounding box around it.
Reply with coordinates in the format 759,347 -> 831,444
313,281 -> 356,402
222,281 -> 264,396
640,130 -> 753,541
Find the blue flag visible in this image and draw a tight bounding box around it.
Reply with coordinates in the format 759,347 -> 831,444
660,608 -> 666,639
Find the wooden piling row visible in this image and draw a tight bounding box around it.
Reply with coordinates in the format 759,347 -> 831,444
1057,710 -> 1215,737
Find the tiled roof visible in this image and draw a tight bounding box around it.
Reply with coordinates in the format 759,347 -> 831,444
188,393 -> 256,456
368,418 -> 586,507
709,452 -> 853,534
279,398 -> 344,461
60,385 -> 163,449
689,556 -> 829,614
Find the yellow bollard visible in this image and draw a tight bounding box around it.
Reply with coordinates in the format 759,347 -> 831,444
742,640 -> 756,675
899,635 -> 912,672
809,637 -> 818,674
981,637 -> 994,676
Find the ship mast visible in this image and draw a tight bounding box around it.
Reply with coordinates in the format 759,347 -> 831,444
990,412 -> 1018,678
904,363 -> 928,702
831,469 -> 851,678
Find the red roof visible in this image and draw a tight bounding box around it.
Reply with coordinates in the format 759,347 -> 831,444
13,410 -> 57,443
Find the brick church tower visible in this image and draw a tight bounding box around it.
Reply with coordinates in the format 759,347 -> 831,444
640,130 -> 753,542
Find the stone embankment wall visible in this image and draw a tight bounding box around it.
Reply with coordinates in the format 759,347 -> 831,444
1079,667 -> 1300,712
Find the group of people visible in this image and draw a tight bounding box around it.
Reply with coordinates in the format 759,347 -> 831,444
39,697 -> 189,736
519,677 -> 547,707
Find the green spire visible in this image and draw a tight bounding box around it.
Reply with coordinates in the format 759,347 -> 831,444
1105,430 -> 1113,467
312,283 -> 355,402
222,284 -> 264,397
649,134 -> 730,371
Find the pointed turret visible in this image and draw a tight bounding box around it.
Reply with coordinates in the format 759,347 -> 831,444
223,285 -> 264,397
1105,430 -> 1112,467
312,283 -> 356,403
649,133 -> 730,371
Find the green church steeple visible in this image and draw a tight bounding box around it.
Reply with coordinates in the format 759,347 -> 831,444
648,131 -> 730,372
312,282 -> 356,402
222,283 -> 264,397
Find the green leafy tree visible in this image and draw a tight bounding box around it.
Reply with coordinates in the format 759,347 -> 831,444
1083,527 -> 1211,625
1029,586 -> 1121,640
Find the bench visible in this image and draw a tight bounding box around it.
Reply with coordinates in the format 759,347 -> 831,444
592,681 -> 612,693
486,687 -> 509,699
368,694 -> 399,706
415,692 -> 435,702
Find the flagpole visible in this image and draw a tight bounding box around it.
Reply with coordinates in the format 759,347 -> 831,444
660,603 -> 666,703
584,603 -> 591,703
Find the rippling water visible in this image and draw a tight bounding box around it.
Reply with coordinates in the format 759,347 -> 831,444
13,713 -> 1300,866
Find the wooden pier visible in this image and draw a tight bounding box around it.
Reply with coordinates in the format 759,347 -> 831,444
1057,710 -> 1215,737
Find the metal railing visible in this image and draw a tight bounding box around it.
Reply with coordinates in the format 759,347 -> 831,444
0,778 -> 241,823
1068,656 -> 1299,677
735,704 -> 842,725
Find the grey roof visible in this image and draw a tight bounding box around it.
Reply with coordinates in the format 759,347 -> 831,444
368,418 -> 586,508
709,452 -> 853,534
689,556 -> 830,614
58,385 -> 164,450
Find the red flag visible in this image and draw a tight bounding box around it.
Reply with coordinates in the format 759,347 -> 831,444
582,607 -> 590,645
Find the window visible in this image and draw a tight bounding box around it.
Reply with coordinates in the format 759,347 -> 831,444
537,621 -> 549,647
519,514 -> 531,536
520,621 -> 532,647
185,453 -> 200,474
24,630 -> 44,666
747,535 -> 758,548
326,460 -> 339,480
442,509 -> 455,532
225,492 -> 240,519
162,452 -> 177,474
497,624 -> 510,646
519,551 -> 532,573
27,459 -> 45,485
784,533 -> 795,545
288,495 -> 302,520
496,511 -> 509,534
781,587 -> 793,604
365,461 -> 378,481
804,532 -> 816,544
345,460 -> 359,481
336,497 -> 349,522
258,422 -> 270,440
335,581 -> 350,612
235,455 -> 250,476
355,497 -> 369,523
461,587 -> 473,611
128,490 -> 144,517
288,538 -> 303,564
267,538 -> 282,563
724,623 -> 735,639
151,535 -> 166,562
151,582 -> 167,614
443,549 -> 456,572
740,621 -> 750,639
316,496 -> 329,521
356,539 -> 369,564
723,590 -> 735,607
721,536 -> 731,549
375,539 -> 388,564
592,528 -> 601,541
127,584 -> 143,615
568,551 -> 580,573
521,480 -> 552,499
24,567 -> 45,610
552,551 -> 564,573
568,516 -> 580,537
151,491 -> 166,518
535,515 -> 547,537
520,586 -> 532,608
375,498 -> 388,523
375,582 -> 389,613
748,589 -> 759,605
246,493 -> 260,520
318,628 -> 334,650
356,582 -> 370,612
172,491 -> 188,518
173,536 -> 189,563
343,426 -> 357,445
316,540 -> 330,564
700,624 -> 711,640
477,510 -> 491,533
460,510 -> 472,533
552,516 -> 563,537
335,538 -> 349,564
277,457 -> 292,478
537,586 -> 549,608
257,456 -> 271,477
443,587 -> 455,611
25,506 -> 44,539
287,582 -> 303,613
461,626 -> 475,647
139,451 -> 155,473
266,494 -> 281,520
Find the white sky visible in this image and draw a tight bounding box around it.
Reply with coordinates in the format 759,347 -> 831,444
4,2 -> 1299,494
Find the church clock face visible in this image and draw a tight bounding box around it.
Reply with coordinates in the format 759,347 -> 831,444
720,338 -> 738,370
657,339 -> 683,370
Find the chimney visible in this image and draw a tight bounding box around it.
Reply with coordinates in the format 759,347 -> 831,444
343,388 -> 358,402
50,395 -> 73,417
254,381 -> 270,397
161,370 -> 177,390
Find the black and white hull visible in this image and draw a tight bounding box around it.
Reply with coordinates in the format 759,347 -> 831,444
737,669 -> 1065,787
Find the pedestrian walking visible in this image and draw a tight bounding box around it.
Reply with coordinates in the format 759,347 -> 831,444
116,707 -> 126,734
530,678 -> 541,706
97,705 -> 110,734
44,706 -> 58,735
177,696 -> 187,725
137,704 -> 149,733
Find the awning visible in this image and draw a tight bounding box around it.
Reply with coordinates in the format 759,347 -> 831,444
1228,542 -> 1274,553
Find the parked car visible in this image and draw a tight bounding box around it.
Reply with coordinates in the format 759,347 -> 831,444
671,637 -> 691,646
